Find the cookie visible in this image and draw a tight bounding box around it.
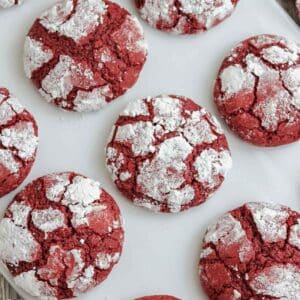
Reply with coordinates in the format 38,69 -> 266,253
135,0 -> 239,34
24,0 -> 147,112
214,34 -> 300,147
199,202 -> 300,300
136,296 -> 180,300
0,172 -> 124,299
0,88 -> 38,198
106,95 -> 232,213
0,0 -> 23,8
297,0 -> 300,19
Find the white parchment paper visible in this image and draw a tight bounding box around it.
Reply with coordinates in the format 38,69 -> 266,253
0,0 -> 299,299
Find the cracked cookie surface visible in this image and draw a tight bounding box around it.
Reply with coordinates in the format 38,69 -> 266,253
0,0 -> 23,8
0,172 -> 124,299
199,201 -> 300,300
24,0 -> 147,112
135,0 -> 239,34
106,95 -> 232,213
214,34 -> 300,147
136,296 -> 181,300
0,87 -> 38,197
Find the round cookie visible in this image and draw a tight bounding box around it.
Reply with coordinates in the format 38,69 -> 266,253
199,202 -> 300,300
0,88 -> 38,198
24,0 -> 147,112
0,0 -> 23,8
106,95 -> 232,213
297,0 -> 300,19
0,172 -> 124,299
136,296 -> 180,300
135,0 -> 239,34
214,34 -> 300,147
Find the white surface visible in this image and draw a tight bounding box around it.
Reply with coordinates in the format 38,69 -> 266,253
0,0 -> 299,299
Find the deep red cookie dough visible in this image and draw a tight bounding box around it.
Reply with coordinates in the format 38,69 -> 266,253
136,296 -> 180,300
0,0 -> 23,8
214,34 -> 300,147
24,0 -> 147,112
0,87 -> 38,198
0,172 -> 124,299
106,95 -> 232,213
135,0 -> 239,34
199,202 -> 300,300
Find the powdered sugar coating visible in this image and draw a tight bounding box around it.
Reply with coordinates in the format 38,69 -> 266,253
0,150 -> 20,174
14,271 -> 56,299
45,173 -> 70,202
262,45 -> 298,65
73,86 -> 112,112
193,149 -> 232,189
0,88 -> 38,197
136,0 -> 239,35
24,0 -> 147,112
204,213 -> 253,263
250,264 -> 300,300
40,0 -> 107,43
95,252 -> 120,270
31,208 -> 66,234
246,202 -> 289,243
24,37 -> 54,78
106,95 -> 232,213
0,97 -> 24,125
121,98 -> 150,117
0,172 -> 124,299
199,202 -> 300,299
0,0 -> 23,8
215,34 -> 300,147
219,65 -> 255,97
0,218 -> 40,266
114,121 -> 156,156
1,122 -> 38,160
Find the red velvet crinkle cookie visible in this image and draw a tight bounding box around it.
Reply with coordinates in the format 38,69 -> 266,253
297,0 -> 300,19
106,95 -> 232,213
136,296 -> 180,300
214,34 -> 300,147
135,0 -> 239,34
0,0 -> 23,8
24,0 -> 147,112
199,202 -> 300,300
0,172 -> 124,299
0,88 -> 38,197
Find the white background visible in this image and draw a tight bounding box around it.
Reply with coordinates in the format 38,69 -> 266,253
0,0 -> 299,299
